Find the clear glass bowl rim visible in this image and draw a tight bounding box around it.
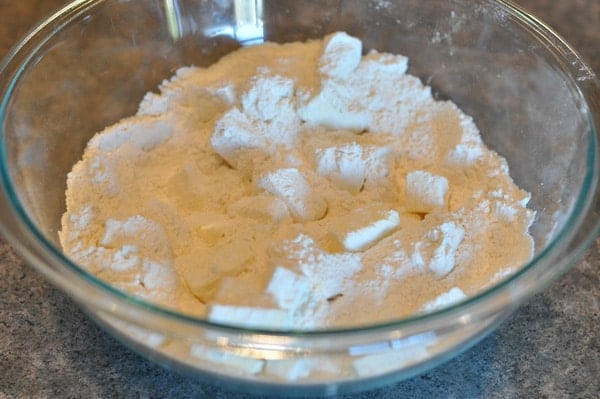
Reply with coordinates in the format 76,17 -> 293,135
0,0 -> 599,338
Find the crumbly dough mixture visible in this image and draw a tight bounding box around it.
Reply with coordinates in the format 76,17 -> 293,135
59,32 -> 534,329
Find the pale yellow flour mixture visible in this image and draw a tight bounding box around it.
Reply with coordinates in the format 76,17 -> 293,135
60,32 -> 534,329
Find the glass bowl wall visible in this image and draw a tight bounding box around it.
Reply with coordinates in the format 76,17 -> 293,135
1,0 -> 598,395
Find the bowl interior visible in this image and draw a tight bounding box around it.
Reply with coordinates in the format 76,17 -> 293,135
0,0 -> 596,317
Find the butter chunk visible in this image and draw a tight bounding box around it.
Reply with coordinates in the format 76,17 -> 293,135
297,33 -> 369,132
405,170 -> 449,213
228,193 -> 292,223
329,206 -> 400,251
208,304 -> 291,329
179,239 -> 254,301
190,344 -> 264,375
424,221 -> 464,277
257,168 -> 327,222
241,75 -> 295,122
422,287 -> 467,312
352,345 -> 429,377
267,267 -> 312,312
319,32 -> 362,79
297,84 -> 371,131
315,143 -> 392,193
210,108 -> 267,170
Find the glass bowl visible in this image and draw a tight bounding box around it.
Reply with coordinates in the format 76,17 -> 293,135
0,0 -> 598,396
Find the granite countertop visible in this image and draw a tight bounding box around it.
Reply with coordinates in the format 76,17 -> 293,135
1,1 -> 598,398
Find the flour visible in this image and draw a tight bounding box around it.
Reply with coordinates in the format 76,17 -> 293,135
59,32 -> 535,331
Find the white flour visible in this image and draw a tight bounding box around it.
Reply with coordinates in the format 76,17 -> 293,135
60,32 -> 535,330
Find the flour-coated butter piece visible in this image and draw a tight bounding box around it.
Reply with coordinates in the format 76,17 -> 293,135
315,143 -> 392,193
265,356 -> 341,381
297,83 -> 371,131
422,287 -> 467,312
267,267 -> 312,312
404,170 -> 449,213
445,143 -> 484,166
180,239 -> 255,301
185,212 -> 237,245
297,33 -> 369,131
208,304 -> 291,329
210,107 -> 268,170
228,193 -> 292,223
319,32 -> 362,79
87,116 -> 174,153
352,345 -> 429,377
329,207 -> 400,251
241,74 -> 295,122
257,168 -> 327,222
110,245 -> 140,272
190,344 -> 265,375
425,222 -> 465,277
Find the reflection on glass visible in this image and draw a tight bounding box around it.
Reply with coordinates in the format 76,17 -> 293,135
234,0 -> 264,44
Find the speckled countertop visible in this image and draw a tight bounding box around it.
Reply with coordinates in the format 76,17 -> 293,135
1,1 -> 598,398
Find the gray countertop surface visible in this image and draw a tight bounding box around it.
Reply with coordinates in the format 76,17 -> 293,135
1,1 -> 598,398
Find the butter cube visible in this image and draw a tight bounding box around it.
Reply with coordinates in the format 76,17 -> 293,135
258,168 -> 327,222
319,32 -> 362,78
422,287 -> 467,312
190,344 -> 264,375
405,170 -> 449,213
425,222 -> 464,277
210,108 -> 267,170
315,143 -> 392,193
352,346 -> 429,377
208,304 -> 291,329
228,193 -> 292,223
267,267 -> 312,312
329,206 -> 400,251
